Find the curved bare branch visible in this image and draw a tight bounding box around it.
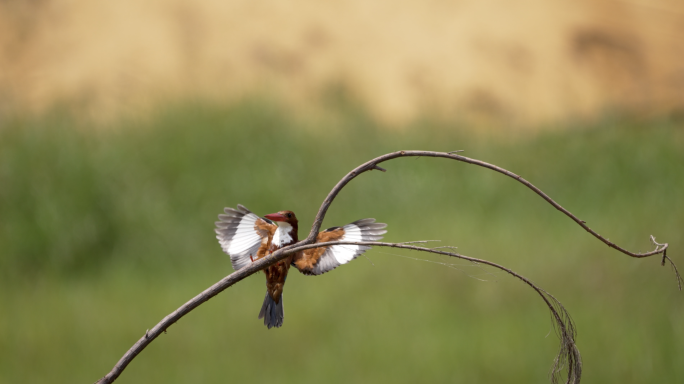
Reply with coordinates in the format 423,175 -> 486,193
307,150 -> 669,260
96,150 -> 676,384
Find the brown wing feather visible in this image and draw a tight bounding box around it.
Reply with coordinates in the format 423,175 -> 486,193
293,219 -> 387,275
254,218 -> 276,262
293,228 -> 345,273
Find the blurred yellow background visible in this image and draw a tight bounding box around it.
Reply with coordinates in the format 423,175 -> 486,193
1,0 -> 683,125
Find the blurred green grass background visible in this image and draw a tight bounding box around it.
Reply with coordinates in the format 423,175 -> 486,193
1,100 -> 683,383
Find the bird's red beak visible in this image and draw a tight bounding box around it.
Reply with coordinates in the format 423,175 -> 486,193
264,212 -> 287,222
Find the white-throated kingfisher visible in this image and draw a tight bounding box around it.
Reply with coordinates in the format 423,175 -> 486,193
215,205 -> 387,328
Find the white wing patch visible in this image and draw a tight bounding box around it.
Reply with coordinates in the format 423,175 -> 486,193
332,224 -> 363,264
215,205 -> 273,271
309,218 -> 387,275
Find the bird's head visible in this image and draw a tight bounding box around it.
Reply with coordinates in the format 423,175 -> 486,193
264,210 -> 298,228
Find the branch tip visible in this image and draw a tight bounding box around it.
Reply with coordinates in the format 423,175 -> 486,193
371,164 -> 386,172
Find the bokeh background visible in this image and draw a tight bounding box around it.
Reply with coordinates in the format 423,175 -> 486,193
1,1 -> 683,383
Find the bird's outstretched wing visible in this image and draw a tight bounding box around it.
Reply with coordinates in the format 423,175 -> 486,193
293,219 -> 387,275
215,204 -> 276,270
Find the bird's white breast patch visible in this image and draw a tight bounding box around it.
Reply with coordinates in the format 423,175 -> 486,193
273,222 -> 294,247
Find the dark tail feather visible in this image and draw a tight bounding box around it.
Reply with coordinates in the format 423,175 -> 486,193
258,292 -> 284,329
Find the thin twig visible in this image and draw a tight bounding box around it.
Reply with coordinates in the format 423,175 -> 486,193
397,240 -> 441,244
663,255 -> 683,291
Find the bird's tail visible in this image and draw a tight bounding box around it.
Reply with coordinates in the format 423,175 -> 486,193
258,292 -> 284,329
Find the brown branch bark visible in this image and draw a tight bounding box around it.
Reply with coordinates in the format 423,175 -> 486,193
96,150 -> 676,384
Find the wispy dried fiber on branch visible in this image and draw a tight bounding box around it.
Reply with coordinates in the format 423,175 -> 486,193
540,288 -> 580,383
290,240 -> 582,383
96,150 -> 675,384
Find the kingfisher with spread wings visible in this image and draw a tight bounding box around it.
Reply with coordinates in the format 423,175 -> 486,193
215,205 -> 387,329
